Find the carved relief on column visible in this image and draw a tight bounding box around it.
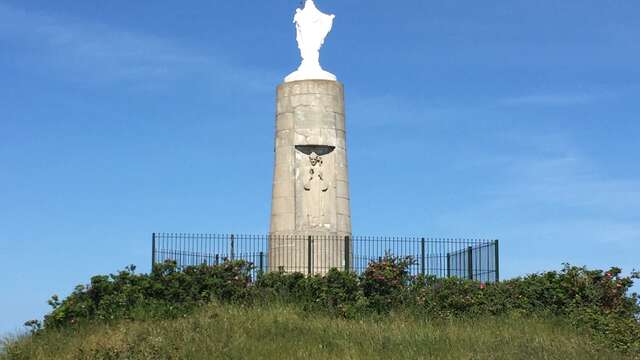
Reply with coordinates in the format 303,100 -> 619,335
295,145 -> 335,230
303,152 -> 329,192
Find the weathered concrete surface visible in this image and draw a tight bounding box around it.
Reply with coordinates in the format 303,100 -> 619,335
269,80 -> 352,273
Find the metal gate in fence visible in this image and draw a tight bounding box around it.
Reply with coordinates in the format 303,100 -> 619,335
152,233 -> 499,283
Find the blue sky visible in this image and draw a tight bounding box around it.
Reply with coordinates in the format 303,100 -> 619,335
1,0 -> 639,335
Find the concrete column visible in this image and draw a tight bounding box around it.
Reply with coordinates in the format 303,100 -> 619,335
269,80 -> 352,273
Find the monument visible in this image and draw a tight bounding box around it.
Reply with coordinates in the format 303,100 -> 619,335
269,0 -> 352,273
284,0 -> 337,83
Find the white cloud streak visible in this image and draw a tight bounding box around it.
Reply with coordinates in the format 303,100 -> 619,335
0,3 -> 277,90
432,136 -> 640,280
500,93 -> 598,106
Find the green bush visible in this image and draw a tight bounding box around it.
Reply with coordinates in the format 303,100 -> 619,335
43,260 -> 253,328
406,265 -> 640,352
360,254 -> 414,313
303,269 -> 365,317
253,270 -> 306,301
253,268 -> 365,317
30,259 -> 640,355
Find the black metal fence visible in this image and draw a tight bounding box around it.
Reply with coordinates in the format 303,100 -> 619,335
152,233 -> 500,283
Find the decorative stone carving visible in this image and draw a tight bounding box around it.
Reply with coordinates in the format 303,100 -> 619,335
304,152 -> 329,192
285,0 -> 337,82
302,151 -> 329,228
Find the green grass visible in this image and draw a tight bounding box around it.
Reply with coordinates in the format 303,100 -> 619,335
1,303 -> 633,360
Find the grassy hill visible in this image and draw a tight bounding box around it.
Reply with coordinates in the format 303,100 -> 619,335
2,259 -> 639,359
1,303 -> 633,360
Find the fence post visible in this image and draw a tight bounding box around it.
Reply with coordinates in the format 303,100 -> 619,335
178,234 -> 183,269
259,251 -> 264,275
344,236 -> 350,272
230,234 -> 235,260
446,253 -> 451,278
307,236 -> 313,275
467,246 -> 473,280
494,240 -> 500,282
215,254 -> 219,265
151,233 -> 156,271
420,238 -> 426,276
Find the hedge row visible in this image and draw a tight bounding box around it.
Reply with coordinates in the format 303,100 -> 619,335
32,256 -> 640,353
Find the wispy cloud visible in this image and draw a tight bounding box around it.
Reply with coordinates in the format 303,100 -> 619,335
348,93 -> 488,129
348,90 -> 610,131
500,93 -> 599,106
496,156 -> 640,213
0,3 -> 277,91
428,131 -> 640,280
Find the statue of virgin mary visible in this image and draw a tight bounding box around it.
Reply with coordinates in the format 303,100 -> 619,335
285,0 -> 337,82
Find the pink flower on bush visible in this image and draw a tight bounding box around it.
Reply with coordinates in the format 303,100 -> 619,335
480,283 -> 486,290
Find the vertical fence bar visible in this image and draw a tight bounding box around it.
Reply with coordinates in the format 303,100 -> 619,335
178,233 -> 182,266
420,238 -> 425,276
259,251 -> 264,275
230,234 -> 235,260
344,236 -> 350,272
467,246 -> 473,280
446,253 -> 451,278
151,233 -> 156,270
494,239 -> 500,282
307,236 -> 313,275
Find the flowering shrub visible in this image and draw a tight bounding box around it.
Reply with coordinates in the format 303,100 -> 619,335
360,254 -> 414,313
33,260 -> 640,354
406,264 -> 640,352
43,261 -> 253,329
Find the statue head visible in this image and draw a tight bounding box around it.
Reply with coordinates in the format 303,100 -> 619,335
295,1 -> 327,19
309,152 -> 322,167
298,1 -> 313,8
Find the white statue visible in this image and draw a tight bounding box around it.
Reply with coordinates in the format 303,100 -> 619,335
285,0 -> 337,83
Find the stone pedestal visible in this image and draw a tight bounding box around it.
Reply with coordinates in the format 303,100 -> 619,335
269,80 -> 352,273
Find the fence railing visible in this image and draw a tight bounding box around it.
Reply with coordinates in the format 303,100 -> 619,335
152,233 -> 500,283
